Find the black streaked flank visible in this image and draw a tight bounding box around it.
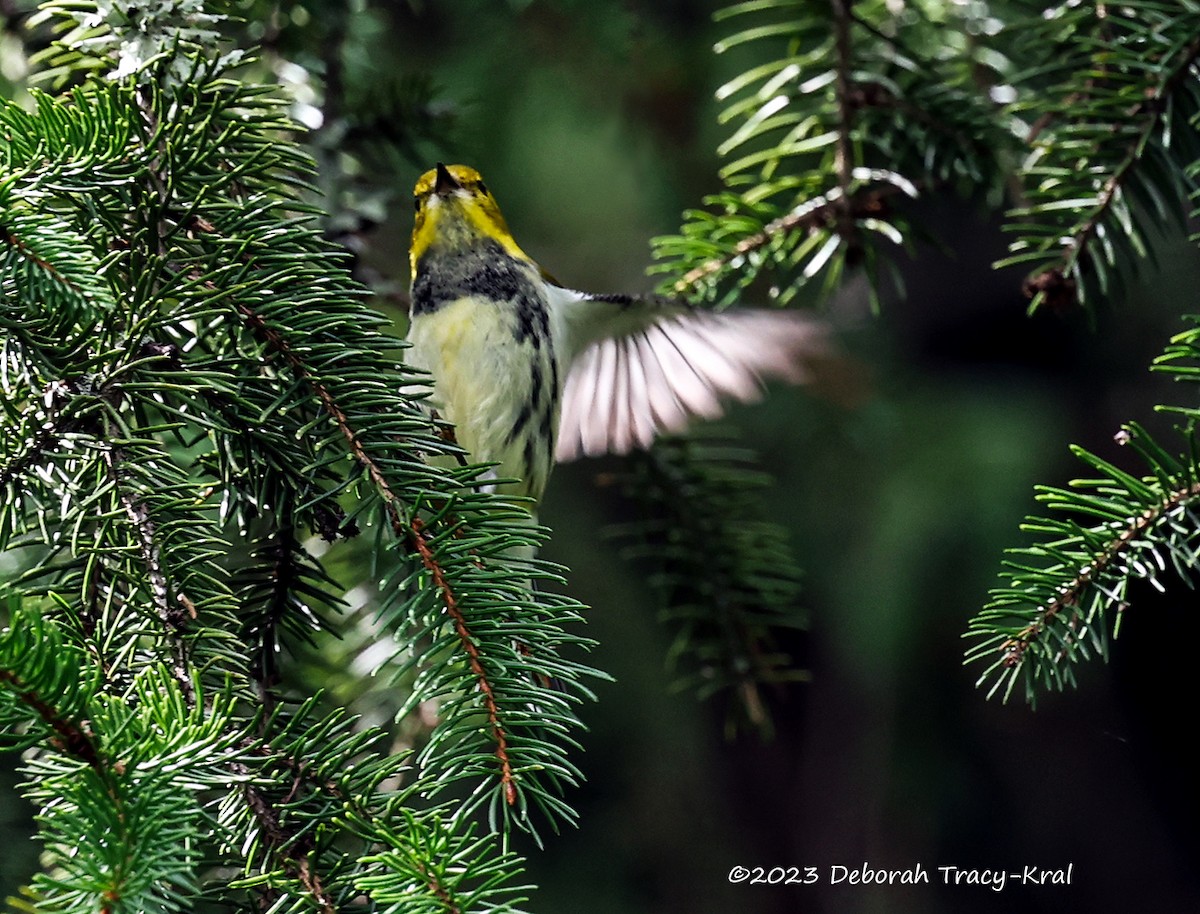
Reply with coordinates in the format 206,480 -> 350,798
514,295 -> 549,346
529,361 -> 543,405
507,356 -> 558,447
508,400 -> 534,444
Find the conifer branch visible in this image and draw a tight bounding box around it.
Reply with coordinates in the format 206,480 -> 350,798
0,669 -> 103,772
830,0 -> 860,257
3,0 -> 585,906
231,298 -> 412,520
0,618 -> 209,912
0,379 -> 74,487
231,294 -> 527,806
1000,476 -> 1200,673
655,0 -> 997,306
999,5 -> 1200,310
1,223 -> 87,295
246,524 -> 301,701
1026,34 -> 1200,302
613,435 -> 807,733
968,404 -> 1200,704
672,185 -> 901,294
102,444 -> 196,706
237,769 -> 339,914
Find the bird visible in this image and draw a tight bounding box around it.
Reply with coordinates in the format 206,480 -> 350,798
405,162 -> 826,506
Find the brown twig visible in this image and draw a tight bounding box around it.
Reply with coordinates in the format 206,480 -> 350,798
411,518 -> 517,805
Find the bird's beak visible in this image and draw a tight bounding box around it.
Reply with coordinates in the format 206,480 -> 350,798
434,162 -> 460,196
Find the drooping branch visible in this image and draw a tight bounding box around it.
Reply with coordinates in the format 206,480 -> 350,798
1065,36 -> 1200,266
1021,33 -> 1200,304
411,517 -> 516,806
247,523 -> 302,702
615,436 -> 807,734
232,298 -> 519,805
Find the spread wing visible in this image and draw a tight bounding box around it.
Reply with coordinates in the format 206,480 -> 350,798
549,288 -> 828,462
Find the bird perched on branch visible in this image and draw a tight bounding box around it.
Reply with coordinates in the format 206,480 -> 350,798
405,162 -> 826,504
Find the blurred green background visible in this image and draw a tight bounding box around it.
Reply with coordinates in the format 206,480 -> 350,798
3,1 -> 1199,911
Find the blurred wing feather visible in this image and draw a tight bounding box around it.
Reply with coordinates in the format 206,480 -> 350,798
550,287 -> 827,462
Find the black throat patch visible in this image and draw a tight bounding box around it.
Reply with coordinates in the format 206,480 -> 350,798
412,239 -> 542,318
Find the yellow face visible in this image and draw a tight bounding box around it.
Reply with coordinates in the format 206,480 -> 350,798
410,163 -> 525,277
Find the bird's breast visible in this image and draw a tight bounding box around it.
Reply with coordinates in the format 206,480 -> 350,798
407,246 -> 560,501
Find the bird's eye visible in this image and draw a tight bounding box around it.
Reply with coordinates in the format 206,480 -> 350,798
414,197 -> 421,212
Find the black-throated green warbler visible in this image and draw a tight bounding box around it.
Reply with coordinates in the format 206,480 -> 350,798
406,163 -> 824,506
